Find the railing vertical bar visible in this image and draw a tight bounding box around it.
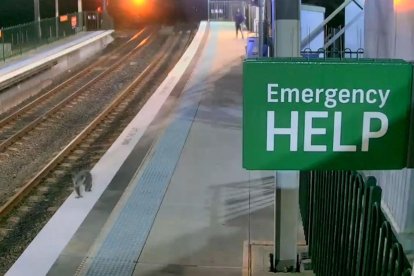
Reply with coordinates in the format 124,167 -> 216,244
362,184 -> 381,275
322,171 -> 329,274
331,171 -> 342,275
307,171 -> 313,251
371,204 -> 382,276
309,171 -> 317,260
351,176 -> 363,275
313,171 -> 321,273
321,171 -> 328,275
325,171 -> 335,276
376,220 -> 387,275
320,171 -> 326,275
310,171 -> 317,270
308,171 -> 315,258
337,171 -> 347,276
318,171 -> 325,274
355,177 -> 371,275
342,173 -> 353,275
298,171 -> 412,275
349,174 -> 360,274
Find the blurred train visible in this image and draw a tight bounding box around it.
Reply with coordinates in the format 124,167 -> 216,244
106,0 -> 207,27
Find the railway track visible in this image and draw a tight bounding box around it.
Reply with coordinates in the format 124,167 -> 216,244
0,28 -> 153,154
0,24 -> 196,274
0,28 -> 163,207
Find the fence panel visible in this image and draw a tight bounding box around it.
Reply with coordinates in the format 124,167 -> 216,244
209,1 -> 247,21
364,169 -> 414,234
299,171 -> 413,275
1,12 -> 99,63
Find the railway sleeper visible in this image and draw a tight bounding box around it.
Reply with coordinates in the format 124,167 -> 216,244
67,155 -> 81,161
18,205 -> 31,213
0,228 -> 11,237
59,162 -> 74,168
54,169 -> 68,175
6,216 -> 21,225
27,195 -> 44,203
37,186 -> 51,192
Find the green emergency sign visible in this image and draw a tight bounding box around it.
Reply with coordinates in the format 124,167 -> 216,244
243,59 -> 413,170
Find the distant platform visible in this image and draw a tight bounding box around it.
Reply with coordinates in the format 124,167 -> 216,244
0,30 -> 114,113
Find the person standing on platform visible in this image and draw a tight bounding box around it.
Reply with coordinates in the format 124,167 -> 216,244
234,9 -> 245,39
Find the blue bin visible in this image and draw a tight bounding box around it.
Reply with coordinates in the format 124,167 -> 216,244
246,37 -> 259,58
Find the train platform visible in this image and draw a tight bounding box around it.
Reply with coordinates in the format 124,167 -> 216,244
0,30 -> 113,83
6,21 -> 275,276
0,30 -> 114,113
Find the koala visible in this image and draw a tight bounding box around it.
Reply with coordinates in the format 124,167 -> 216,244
72,170 -> 92,198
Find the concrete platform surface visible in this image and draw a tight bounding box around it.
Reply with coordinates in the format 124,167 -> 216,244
8,22 -> 276,276
247,241 -> 314,276
130,22 -> 274,275
73,22 -> 275,275
0,30 -> 113,83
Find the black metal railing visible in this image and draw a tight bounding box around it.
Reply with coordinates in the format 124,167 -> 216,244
301,47 -> 365,59
1,12 -> 101,62
299,171 -> 413,275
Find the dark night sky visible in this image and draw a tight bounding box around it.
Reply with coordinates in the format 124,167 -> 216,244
0,0 -> 100,27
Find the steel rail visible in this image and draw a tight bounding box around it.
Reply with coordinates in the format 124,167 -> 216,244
0,28 -> 148,130
0,32 -> 156,153
0,32 -> 181,219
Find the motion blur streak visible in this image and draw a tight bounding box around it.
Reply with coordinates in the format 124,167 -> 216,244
137,35 -> 151,48
128,28 -> 147,43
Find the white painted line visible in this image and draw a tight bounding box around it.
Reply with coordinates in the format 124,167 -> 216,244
0,30 -> 114,84
6,21 -> 208,276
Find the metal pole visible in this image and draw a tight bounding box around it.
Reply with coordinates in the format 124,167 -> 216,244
274,0 -> 301,271
34,0 -> 40,22
275,0 -> 300,57
78,0 -> 83,30
274,171 -> 300,271
55,0 -> 59,38
1,28 -> 5,62
272,0 -> 275,51
78,0 -> 83,12
208,0 -> 210,21
258,0 -> 264,57
300,0 -> 353,49
34,0 -> 41,39
323,12 -> 362,50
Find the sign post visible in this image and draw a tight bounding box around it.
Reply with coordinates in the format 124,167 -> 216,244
273,0 -> 301,270
243,58 -> 413,271
243,59 -> 413,170
258,0 -> 264,57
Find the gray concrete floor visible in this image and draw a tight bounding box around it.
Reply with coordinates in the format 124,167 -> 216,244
47,22 -> 275,276
132,23 -> 274,276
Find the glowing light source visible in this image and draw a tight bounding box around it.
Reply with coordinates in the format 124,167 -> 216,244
394,0 -> 414,12
120,0 -> 156,21
132,0 -> 145,6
